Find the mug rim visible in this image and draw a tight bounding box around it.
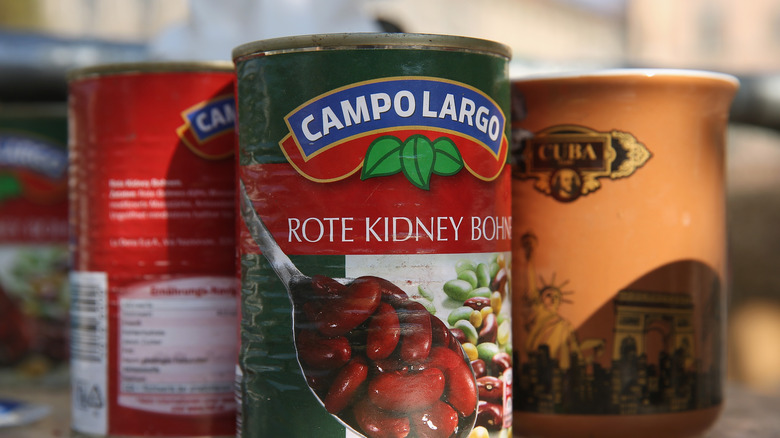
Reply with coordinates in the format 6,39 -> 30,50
512,68 -> 739,86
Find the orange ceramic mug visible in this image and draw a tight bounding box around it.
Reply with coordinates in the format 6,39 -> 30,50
510,70 -> 738,438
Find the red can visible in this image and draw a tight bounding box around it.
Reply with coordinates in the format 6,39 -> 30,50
67,62 -> 237,437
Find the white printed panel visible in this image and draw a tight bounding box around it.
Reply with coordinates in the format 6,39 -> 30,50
117,276 -> 238,416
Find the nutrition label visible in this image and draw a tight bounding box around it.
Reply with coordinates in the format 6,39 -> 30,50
107,178 -> 233,223
118,276 -> 238,415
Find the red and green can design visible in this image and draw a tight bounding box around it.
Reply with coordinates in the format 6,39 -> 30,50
233,33 -> 513,438
68,63 -> 237,437
0,104 -> 69,382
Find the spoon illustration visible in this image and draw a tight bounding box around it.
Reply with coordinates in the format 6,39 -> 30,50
238,179 -> 478,438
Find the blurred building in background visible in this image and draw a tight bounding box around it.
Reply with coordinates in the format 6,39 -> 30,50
3,0 -> 780,73
0,0 -> 185,42
0,0 -> 627,73
367,0 -> 626,71
627,0 -> 780,73
2,0 -> 780,74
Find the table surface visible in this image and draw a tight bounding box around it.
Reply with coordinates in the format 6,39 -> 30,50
0,382 -> 777,437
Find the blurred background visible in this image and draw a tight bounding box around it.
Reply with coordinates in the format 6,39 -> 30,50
0,0 -> 778,395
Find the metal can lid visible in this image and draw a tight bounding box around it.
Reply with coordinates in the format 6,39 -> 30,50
66,60 -> 234,82
232,32 -> 511,62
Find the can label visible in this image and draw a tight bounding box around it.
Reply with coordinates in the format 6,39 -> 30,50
236,45 -> 512,438
0,110 -> 69,383
68,69 -> 237,437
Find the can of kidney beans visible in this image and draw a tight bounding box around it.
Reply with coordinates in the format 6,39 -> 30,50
68,62 -> 238,437
233,33 -> 513,438
0,104 -> 69,384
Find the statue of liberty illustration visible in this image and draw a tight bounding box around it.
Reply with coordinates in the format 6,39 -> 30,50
521,232 -> 604,370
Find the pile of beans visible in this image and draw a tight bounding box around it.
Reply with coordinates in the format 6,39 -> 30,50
293,275 -> 479,438
441,255 -> 512,433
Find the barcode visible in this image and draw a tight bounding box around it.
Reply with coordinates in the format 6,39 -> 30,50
70,274 -> 107,363
70,271 -> 109,435
234,365 -> 243,437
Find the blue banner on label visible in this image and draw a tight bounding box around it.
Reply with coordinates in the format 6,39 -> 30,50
183,96 -> 236,143
285,78 -> 505,158
0,134 -> 67,179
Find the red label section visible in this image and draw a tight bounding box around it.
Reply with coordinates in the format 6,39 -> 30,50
239,163 -> 512,256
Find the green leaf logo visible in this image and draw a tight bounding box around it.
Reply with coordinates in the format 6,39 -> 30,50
432,138 -> 463,176
401,135 -> 435,190
361,136 -> 403,179
361,135 -> 464,190
0,174 -> 22,202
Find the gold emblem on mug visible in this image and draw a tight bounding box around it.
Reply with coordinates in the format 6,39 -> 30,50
513,125 -> 651,202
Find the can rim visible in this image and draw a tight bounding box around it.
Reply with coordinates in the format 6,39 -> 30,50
0,102 -> 66,116
512,68 -> 739,87
66,61 -> 234,82
232,32 -> 512,62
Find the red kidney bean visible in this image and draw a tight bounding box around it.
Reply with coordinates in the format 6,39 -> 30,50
476,400 -> 503,431
448,327 -> 467,346
353,398 -> 411,438
425,346 -> 477,417
297,274 -> 480,437
426,346 -> 461,373
367,303 -> 401,361
410,400 -> 459,438
463,296 -> 491,311
491,268 -> 507,298
364,275 -> 409,307
477,313 -> 497,344
302,301 -> 323,323
301,275 -> 345,321
368,368 -> 445,413
296,329 -> 351,370
490,352 -> 512,374
476,376 -> 504,402
470,359 -> 487,379
315,276 -> 382,337
429,314 -> 452,349
304,368 -> 334,392
397,301 -> 432,363
324,357 -> 369,414
311,274 -> 347,296
371,357 -> 411,374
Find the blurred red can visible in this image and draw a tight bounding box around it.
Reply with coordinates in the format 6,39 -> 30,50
68,62 -> 237,437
